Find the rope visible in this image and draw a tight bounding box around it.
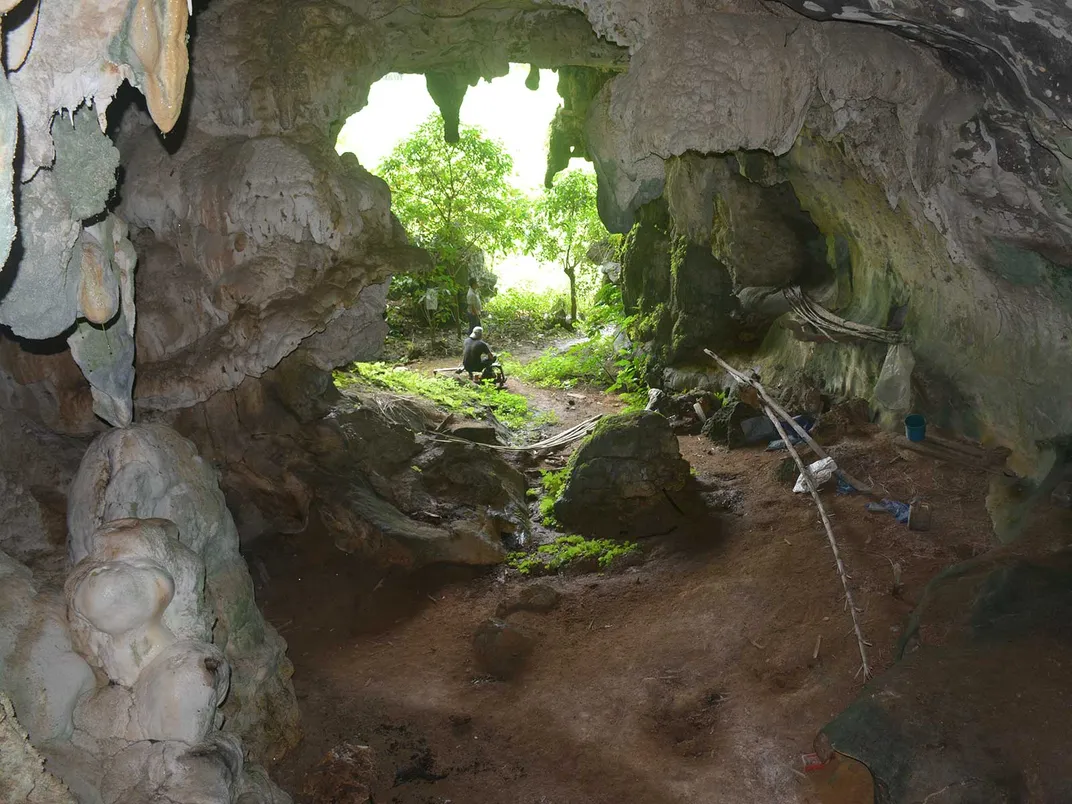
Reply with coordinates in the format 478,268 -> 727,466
784,286 -> 903,345
426,414 -> 603,453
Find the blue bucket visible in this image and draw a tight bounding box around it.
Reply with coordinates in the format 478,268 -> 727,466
904,414 -> 926,442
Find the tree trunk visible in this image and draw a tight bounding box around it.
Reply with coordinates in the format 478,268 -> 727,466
565,265 -> 577,325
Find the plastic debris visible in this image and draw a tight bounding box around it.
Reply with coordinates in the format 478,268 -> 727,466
865,498 -> 911,524
874,343 -> 915,412
765,414 -> 818,451
801,752 -> 827,772
836,476 -> 856,495
793,456 -> 837,493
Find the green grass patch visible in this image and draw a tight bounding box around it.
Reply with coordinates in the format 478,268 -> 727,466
335,362 -> 533,430
516,335 -> 616,389
507,535 -> 640,576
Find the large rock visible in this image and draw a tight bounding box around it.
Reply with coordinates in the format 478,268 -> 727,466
322,434 -> 530,568
701,394 -> 763,449
821,552 -> 1072,803
553,410 -> 691,536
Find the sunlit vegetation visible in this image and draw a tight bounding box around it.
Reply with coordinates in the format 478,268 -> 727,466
507,535 -> 640,576
482,287 -> 573,341
537,467 -> 569,525
378,115 -> 527,332
527,169 -> 607,322
335,362 -> 536,430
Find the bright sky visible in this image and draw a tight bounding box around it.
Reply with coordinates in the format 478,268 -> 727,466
336,64 -> 592,293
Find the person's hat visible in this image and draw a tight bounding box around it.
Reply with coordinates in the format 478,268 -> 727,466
470,326 -> 483,338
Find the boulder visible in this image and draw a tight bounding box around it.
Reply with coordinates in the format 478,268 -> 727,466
701,395 -> 763,449
325,481 -> 508,568
472,619 -> 534,680
553,410 -> 691,536
821,552 -> 1072,803
495,584 -> 562,618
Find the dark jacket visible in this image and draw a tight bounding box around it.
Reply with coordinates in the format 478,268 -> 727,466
462,337 -> 492,373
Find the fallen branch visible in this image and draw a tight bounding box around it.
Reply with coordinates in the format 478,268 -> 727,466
705,348 -> 873,680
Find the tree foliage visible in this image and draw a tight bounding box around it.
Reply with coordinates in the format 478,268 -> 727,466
379,113 -> 527,260
378,114 -> 529,330
528,169 -> 607,322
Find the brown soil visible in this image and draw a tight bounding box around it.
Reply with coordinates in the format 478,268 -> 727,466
246,372 -> 1068,803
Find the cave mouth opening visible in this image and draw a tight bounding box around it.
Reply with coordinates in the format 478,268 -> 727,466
333,65 -> 607,366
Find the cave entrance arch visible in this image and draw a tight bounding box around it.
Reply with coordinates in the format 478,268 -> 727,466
335,64 -> 603,341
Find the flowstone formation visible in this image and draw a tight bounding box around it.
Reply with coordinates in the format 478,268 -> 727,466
67,425 -> 301,761
0,0 -> 191,428
0,425 -> 293,802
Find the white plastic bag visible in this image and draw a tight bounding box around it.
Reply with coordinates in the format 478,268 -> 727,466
793,456 -> 838,493
874,343 -> 915,412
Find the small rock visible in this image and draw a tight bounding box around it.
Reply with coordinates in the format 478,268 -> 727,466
701,396 -> 761,448
472,619 -> 533,680
495,583 -> 562,618
302,742 -> 377,804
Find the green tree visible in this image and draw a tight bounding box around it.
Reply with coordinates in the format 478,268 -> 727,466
529,169 -> 607,323
378,115 -> 528,329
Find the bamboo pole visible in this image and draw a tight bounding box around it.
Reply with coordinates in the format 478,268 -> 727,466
703,349 -> 872,493
704,347 -> 872,679
763,398 -> 872,679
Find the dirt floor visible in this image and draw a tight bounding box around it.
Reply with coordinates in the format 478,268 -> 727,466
247,366 -> 1069,803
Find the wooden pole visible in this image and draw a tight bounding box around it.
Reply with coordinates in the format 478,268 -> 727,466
763,399 -> 872,679
703,349 -> 872,493
703,347 -> 872,679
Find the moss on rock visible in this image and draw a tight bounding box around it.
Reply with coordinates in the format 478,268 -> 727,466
553,410 -> 691,537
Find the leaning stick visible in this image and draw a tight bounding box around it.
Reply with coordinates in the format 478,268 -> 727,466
763,398 -> 872,679
703,349 -> 872,493
703,347 -> 872,679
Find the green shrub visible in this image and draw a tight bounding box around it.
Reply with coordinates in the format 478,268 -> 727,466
585,283 -> 629,333
483,287 -> 572,341
536,467 -> 569,525
334,362 -> 533,430
507,535 -> 640,575
516,335 -> 616,388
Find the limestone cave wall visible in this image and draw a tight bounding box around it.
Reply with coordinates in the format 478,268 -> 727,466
0,1 -> 1070,801
568,1 -> 1072,510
